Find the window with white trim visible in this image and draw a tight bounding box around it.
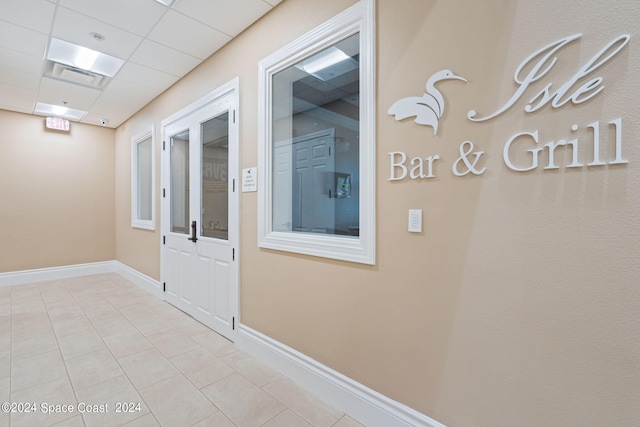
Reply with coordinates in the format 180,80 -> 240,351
131,128 -> 155,230
258,0 -> 375,264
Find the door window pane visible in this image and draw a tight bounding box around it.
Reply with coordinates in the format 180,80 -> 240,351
170,130 -> 190,234
271,33 -> 360,236
201,113 -> 229,240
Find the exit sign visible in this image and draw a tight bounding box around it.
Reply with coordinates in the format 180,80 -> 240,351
45,117 -> 70,131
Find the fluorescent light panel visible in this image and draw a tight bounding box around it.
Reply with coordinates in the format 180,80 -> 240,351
47,38 -> 124,77
297,47 -> 350,74
74,48 -> 99,70
35,102 -> 86,121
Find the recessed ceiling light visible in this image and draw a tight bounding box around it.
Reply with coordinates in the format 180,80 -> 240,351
47,38 -> 124,77
294,46 -> 358,81
35,102 -> 86,121
297,47 -> 350,75
153,0 -> 175,6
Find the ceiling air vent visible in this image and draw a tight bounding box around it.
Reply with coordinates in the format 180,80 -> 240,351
44,60 -> 110,89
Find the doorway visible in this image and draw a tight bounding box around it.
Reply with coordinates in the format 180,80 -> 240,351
161,79 -> 239,341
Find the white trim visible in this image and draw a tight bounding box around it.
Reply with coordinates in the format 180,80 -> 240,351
237,325 -> 446,427
0,261 -> 116,287
160,77 -> 239,128
131,126 -> 156,230
112,261 -> 163,299
258,0 -> 376,265
0,260 -> 162,298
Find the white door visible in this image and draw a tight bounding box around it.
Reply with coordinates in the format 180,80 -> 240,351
161,85 -> 238,341
273,128 -> 335,233
292,129 -> 335,233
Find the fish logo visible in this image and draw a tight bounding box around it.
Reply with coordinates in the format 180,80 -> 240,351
388,69 -> 467,135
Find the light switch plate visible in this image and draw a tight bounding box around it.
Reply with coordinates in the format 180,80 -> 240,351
408,209 -> 422,233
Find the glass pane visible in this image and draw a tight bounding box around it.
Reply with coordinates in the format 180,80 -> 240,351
170,130 -> 190,234
201,113 -> 229,240
136,136 -> 153,221
271,33 -> 360,236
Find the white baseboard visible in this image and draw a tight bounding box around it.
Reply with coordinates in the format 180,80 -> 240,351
112,261 -> 163,299
237,325 -> 445,427
0,261 -> 117,287
0,262 -> 162,300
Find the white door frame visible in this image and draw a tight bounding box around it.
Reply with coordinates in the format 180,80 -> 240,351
160,77 -> 240,341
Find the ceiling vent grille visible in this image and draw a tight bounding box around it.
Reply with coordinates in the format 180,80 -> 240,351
44,61 -> 109,89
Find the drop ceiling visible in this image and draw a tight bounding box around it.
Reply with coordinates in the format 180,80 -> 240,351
0,0 -> 282,128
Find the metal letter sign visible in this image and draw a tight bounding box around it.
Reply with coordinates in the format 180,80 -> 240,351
387,34 -> 631,181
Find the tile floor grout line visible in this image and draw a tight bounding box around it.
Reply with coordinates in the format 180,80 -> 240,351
128,302 -> 264,426
65,277 -> 159,427
127,312 -> 236,426
56,278 -> 94,427
5,275 -> 361,427
41,277 -> 123,426
12,281 -> 75,426
77,276 -> 229,426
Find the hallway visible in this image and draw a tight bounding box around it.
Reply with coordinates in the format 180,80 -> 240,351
0,274 -> 361,427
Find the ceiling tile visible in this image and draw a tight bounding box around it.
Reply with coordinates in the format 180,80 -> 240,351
97,79 -> 158,109
84,100 -> 128,117
90,81 -> 157,126
88,101 -> 137,119
59,0 -> 167,36
0,46 -> 45,75
85,97 -> 139,125
0,21 -> 48,57
0,0 -> 56,34
38,76 -> 101,109
0,66 -> 41,89
116,62 -> 181,90
129,39 -> 201,77
147,10 -> 231,60
0,82 -> 37,112
53,7 -> 143,59
173,0 -> 271,37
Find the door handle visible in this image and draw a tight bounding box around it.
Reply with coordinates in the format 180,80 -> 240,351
188,220 -> 198,243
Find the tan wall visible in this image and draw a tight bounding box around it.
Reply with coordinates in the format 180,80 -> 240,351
0,110 -> 115,272
114,118 -> 161,280
115,0 -> 640,426
377,2 -> 640,425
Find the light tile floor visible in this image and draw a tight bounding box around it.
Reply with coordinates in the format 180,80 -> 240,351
0,273 -> 364,427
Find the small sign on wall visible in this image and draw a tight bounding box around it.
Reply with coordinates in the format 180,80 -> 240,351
242,167 -> 257,192
45,117 -> 70,132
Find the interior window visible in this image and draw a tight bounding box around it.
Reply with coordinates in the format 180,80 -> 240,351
258,0 -> 375,264
272,33 -> 360,237
132,130 -> 155,230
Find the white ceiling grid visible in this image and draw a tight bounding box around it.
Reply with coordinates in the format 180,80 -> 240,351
0,0 -> 282,127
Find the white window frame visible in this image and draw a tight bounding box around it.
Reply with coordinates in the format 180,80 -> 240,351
258,0 -> 375,264
131,127 -> 156,230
